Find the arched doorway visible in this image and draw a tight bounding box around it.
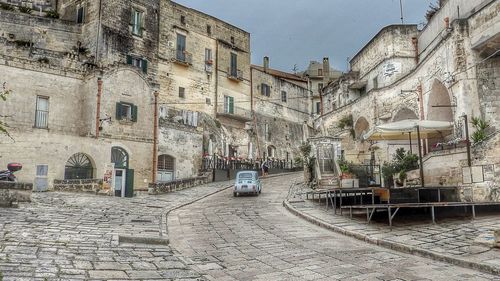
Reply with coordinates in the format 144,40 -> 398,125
158,154 -> 175,182
393,108 -> 418,122
65,153 -> 94,179
427,80 -> 453,121
267,145 -> 276,158
111,147 -> 129,197
354,117 -> 370,140
427,80 -> 454,149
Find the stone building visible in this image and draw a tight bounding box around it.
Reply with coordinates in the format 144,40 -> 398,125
301,58 -> 342,115
319,0 -> 500,201
251,57 -> 311,161
0,0 -> 312,194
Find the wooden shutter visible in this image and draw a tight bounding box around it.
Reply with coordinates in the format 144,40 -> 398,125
116,102 -> 122,120
141,59 -> 148,74
131,105 -> 138,122
126,55 -> 133,65
229,97 -> 234,114
230,53 -> 237,76
129,8 -> 134,25
125,169 -> 134,197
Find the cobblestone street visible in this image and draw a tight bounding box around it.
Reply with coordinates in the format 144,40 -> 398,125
0,181 -> 232,280
169,174 -> 500,281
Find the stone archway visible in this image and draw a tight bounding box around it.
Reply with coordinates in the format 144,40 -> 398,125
427,79 -> 453,122
354,117 -> 370,140
393,108 -> 418,122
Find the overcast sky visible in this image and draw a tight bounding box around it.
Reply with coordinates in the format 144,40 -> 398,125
173,0 -> 435,72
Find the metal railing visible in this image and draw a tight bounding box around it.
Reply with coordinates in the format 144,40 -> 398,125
227,68 -> 244,80
35,110 -> 48,128
216,104 -> 252,120
175,50 -> 192,65
202,156 -> 294,171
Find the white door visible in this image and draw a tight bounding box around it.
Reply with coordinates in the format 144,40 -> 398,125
114,169 -> 126,197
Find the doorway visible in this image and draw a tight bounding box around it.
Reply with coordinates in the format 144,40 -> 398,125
114,169 -> 126,197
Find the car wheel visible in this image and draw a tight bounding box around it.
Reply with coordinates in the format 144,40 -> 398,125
259,189 -> 262,194
233,192 -> 237,197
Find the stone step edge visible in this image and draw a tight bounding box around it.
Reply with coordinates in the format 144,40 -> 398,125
283,200 -> 500,276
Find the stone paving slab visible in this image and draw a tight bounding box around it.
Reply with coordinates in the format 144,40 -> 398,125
0,179 -> 235,280
285,194 -> 500,275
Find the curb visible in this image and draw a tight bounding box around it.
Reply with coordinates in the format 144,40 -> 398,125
283,200 -> 500,276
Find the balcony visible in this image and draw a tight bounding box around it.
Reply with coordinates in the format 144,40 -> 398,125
173,50 -> 192,66
216,104 -> 252,122
227,68 -> 244,82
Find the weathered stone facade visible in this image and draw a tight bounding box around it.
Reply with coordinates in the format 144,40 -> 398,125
319,0 -> 500,201
0,0 -> 313,195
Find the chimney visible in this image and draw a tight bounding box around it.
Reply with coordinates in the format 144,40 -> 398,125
263,56 -> 269,72
323,57 -> 330,82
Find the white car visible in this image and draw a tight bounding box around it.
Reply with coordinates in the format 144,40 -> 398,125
234,171 -> 262,196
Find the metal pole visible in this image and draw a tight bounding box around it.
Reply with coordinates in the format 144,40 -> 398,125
408,132 -> 412,154
463,114 -> 472,167
416,125 -> 425,187
152,91 -> 159,183
95,78 -> 103,138
399,0 -> 404,24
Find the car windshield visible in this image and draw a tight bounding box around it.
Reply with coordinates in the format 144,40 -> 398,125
238,173 -> 254,179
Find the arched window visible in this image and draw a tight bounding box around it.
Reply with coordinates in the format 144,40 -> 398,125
158,154 -> 175,182
158,155 -> 175,171
267,145 -> 276,158
111,147 -> 129,169
65,153 -> 94,179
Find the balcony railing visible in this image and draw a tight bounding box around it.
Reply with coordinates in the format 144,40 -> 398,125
216,104 -> 252,122
174,50 -> 192,66
227,68 -> 244,81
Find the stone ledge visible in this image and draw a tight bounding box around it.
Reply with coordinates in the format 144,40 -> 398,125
148,176 -> 210,195
0,181 -> 33,207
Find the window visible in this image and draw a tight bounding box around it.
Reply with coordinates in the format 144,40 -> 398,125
76,6 -> 85,24
224,96 -> 234,114
65,153 -> 94,180
179,87 -> 185,98
318,69 -> 323,76
115,102 -> 137,122
111,147 -> 129,169
180,15 -> 186,25
373,76 -> 378,89
316,102 -> 321,114
261,83 -> 270,97
35,96 -> 49,128
130,9 -> 143,36
281,91 -> 287,102
230,36 -> 235,44
230,53 -> 237,77
318,83 -> 323,91
126,55 -> 148,73
205,48 -> 212,64
159,106 -> 167,118
207,24 -> 212,35
176,33 -> 186,61
206,98 -> 211,105
264,123 -> 270,141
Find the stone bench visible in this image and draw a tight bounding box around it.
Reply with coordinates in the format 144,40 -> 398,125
0,181 -> 33,207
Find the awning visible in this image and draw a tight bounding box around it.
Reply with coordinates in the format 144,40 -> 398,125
363,119 -> 453,141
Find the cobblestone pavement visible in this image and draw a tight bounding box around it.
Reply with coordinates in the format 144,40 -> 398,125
286,186 -> 500,274
168,174 -> 500,281
0,180 -> 232,280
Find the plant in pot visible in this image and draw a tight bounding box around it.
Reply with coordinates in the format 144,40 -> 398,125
382,148 -> 419,188
338,159 -> 354,179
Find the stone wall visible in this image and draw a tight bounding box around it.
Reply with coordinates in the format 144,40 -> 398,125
0,181 -> 32,207
53,179 -> 107,194
148,176 -> 209,195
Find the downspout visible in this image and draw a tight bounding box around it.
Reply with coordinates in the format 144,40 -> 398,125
319,88 -> 324,115
95,78 -> 103,138
95,0 -> 103,64
214,40 -> 219,117
417,84 -> 427,154
152,91 -> 159,183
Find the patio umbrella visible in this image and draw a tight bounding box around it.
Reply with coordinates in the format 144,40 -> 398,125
363,119 -> 454,187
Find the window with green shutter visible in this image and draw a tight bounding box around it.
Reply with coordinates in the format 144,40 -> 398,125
116,102 -> 138,122
224,96 -> 234,114
126,55 -> 148,74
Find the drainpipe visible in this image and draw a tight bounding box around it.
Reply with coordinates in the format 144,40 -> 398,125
214,40 -> 219,117
417,84 -> 427,154
411,37 -> 419,64
95,77 -> 103,138
152,91 -> 159,183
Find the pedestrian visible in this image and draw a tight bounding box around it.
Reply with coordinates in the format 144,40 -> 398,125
261,160 -> 269,177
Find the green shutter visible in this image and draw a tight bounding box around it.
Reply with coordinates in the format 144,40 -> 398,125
116,102 -> 122,120
131,105 -> 138,122
229,97 -> 234,114
142,59 -> 148,74
129,9 -> 134,25
126,55 -> 132,65
125,169 -> 134,197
